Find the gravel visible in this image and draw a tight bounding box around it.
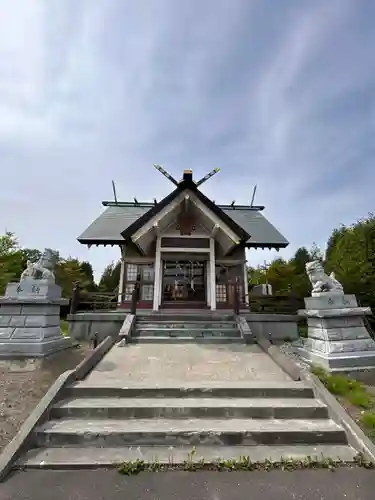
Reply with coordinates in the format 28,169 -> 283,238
0,343 -> 92,453
278,340 -> 311,371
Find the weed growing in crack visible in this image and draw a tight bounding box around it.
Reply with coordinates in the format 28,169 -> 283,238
117,449 -> 375,475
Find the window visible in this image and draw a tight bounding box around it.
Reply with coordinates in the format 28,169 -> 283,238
141,284 -> 154,301
216,284 -> 227,302
141,264 -> 154,281
126,264 -> 138,281
124,283 -> 135,301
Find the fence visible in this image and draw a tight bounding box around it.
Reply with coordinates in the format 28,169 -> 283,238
68,281 -> 141,315
249,294 -> 303,314
66,284 -> 307,317
357,293 -> 375,339
68,283 -> 118,314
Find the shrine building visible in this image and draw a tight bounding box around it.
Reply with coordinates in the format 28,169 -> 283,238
77,167 -> 288,311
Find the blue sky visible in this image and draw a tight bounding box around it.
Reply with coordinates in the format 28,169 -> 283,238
1,0 -> 374,280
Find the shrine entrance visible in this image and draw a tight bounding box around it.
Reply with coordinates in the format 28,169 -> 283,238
161,259 -> 207,307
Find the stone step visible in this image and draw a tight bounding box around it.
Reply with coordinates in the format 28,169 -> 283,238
130,336 -> 243,344
51,397 -> 329,420
64,381 -> 316,399
134,328 -> 241,338
35,418 -> 347,447
136,314 -> 236,322
136,322 -> 238,328
19,444 -> 358,469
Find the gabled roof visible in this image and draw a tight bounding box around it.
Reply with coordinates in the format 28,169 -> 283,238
77,199 -> 289,249
224,208 -> 289,248
77,205 -> 149,245
78,168 -> 288,248
120,180 -> 250,242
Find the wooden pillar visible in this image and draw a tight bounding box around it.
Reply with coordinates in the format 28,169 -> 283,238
117,245 -> 126,304
206,259 -> 211,307
209,238 -> 216,310
158,257 -> 163,306
153,236 -> 162,311
244,259 -> 249,306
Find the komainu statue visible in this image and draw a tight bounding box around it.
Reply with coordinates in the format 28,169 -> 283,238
20,248 -> 59,284
305,260 -> 344,296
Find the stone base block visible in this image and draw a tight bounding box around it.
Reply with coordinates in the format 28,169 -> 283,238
0,326 -> 62,340
304,336 -> 375,354
0,335 -> 72,358
298,346 -> 375,372
308,326 -> 370,342
304,294 -> 358,310
4,279 -> 65,300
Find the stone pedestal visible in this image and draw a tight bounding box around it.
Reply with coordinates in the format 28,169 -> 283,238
0,278 -> 71,358
298,293 -> 375,372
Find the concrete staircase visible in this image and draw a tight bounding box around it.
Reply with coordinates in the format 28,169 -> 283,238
18,381 -> 356,468
131,314 -> 243,343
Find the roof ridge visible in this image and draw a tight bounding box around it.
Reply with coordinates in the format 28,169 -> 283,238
102,200 -> 264,211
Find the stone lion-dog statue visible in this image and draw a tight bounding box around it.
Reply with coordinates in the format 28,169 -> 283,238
305,260 -> 344,296
21,248 -> 59,284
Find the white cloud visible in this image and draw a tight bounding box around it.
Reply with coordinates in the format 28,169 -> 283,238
0,0 -> 374,281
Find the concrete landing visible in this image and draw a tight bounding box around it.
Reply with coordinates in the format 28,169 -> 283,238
5,468 -> 375,500
85,343 -> 291,385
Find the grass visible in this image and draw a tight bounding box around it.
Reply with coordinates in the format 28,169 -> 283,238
360,411 -> 375,438
60,319 -> 69,336
117,449 -> 375,475
347,390 -> 373,409
311,364 -> 375,441
298,323 -> 308,338
311,365 -> 372,407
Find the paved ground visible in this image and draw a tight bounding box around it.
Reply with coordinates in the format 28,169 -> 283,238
85,343 -> 291,384
2,468 -> 375,500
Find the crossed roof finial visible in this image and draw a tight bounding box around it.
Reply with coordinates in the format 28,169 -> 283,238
153,164 -> 220,188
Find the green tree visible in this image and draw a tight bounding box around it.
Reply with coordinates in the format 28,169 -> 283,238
266,258 -> 295,294
324,215 -> 375,307
55,257 -> 96,298
247,265 -> 267,286
290,247 -> 310,274
0,232 -> 25,293
98,261 -> 121,293
309,242 -> 324,262
288,247 -> 314,298
0,231 -> 98,300
79,261 -> 96,292
22,248 -> 42,265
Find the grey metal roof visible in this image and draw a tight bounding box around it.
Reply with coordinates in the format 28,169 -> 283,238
77,205 -> 150,243
222,208 -> 289,247
78,202 -> 288,248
